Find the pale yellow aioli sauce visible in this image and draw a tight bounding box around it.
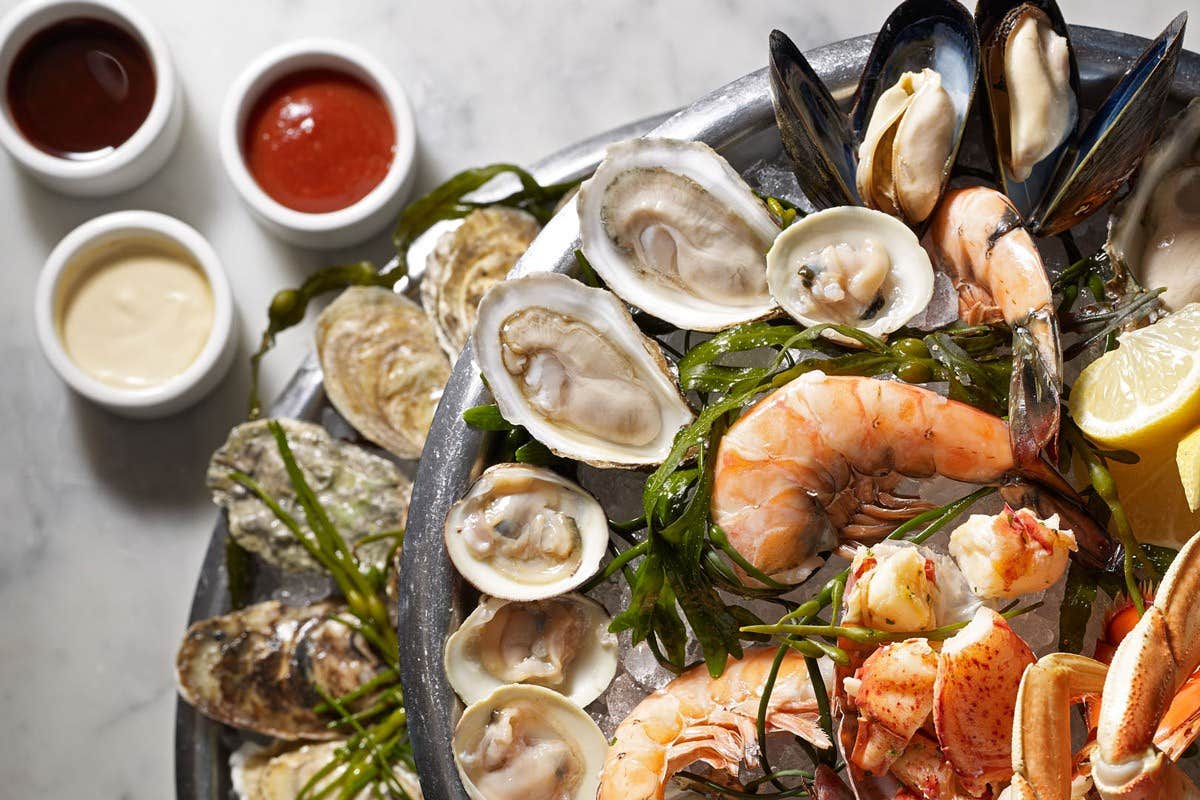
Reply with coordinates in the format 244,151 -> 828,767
58,240 -> 214,389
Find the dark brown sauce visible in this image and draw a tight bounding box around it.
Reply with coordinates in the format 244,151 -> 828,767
5,17 -> 156,160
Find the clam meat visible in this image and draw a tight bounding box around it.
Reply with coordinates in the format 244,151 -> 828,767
208,418 -> 410,573
443,464 -> 608,600
473,273 -> 694,467
766,206 -> 934,342
856,68 -> 956,224
422,207 -> 541,357
1108,99 -> 1200,311
175,601 -> 386,740
316,286 -> 451,460
232,741 -> 423,800
577,138 -> 779,331
444,593 -> 617,707
452,684 -> 608,800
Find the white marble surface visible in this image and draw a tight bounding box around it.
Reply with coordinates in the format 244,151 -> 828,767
0,0 -> 1192,796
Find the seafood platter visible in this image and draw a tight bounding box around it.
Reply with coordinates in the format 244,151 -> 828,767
169,1 -> 1200,799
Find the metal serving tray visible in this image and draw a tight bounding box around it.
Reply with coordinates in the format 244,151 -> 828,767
177,25 -> 1199,800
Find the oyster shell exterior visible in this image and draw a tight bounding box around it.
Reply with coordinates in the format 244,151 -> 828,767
208,419 -> 411,573
316,286 -> 451,460
577,138 -> 779,331
444,593 -> 618,707
422,207 -> 541,357
473,273 -> 694,467
175,601 -> 385,740
1107,99 -> 1200,311
452,684 -> 608,800
231,741 -> 423,800
766,206 -> 934,342
443,464 -> 608,600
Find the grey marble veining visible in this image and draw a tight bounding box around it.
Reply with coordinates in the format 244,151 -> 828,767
0,1 -> 1192,796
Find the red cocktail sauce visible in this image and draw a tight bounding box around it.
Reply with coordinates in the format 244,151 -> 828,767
243,69 -> 395,214
6,18 -> 155,160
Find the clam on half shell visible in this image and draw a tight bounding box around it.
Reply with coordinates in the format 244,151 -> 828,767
1107,99 -> 1200,311
422,207 -> 541,357
766,206 -> 934,344
444,593 -> 618,707
316,286 -> 451,460
577,137 -> 780,331
453,684 -> 608,800
473,273 -> 694,468
443,464 -> 608,600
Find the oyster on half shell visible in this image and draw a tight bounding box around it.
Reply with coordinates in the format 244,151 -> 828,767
316,286 -> 451,459
208,418 -> 410,573
422,207 -> 541,357
453,684 -> 608,800
443,464 -> 608,600
473,273 -> 694,467
577,138 -> 779,331
1107,99 -> 1200,311
766,206 -> 934,344
231,741 -> 423,800
444,593 -> 618,707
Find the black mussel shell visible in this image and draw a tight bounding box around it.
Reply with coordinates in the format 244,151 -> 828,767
849,0 -> 979,219
975,0 -> 1082,218
1031,12 -> 1188,235
768,29 -> 859,210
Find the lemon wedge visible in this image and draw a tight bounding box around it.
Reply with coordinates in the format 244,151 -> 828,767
1107,443 -> 1200,548
1069,303 -> 1200,450
1179,426 -> 1200,513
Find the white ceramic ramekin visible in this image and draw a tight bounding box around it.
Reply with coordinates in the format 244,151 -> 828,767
35,211 -> 236,418
0,0 -> 183,196
220,38 -> 417,250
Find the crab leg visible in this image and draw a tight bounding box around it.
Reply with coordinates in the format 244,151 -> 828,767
1008,653 -> 1108,800
1093,531 -> 1200,800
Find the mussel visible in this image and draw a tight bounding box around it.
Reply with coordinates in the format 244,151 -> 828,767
976,2 -> 1188,235
769,0 -> 979,226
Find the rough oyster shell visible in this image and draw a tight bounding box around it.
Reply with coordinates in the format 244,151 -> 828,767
175,601 -> 386,740
422,207 -> 541,357
473,273 -> 694,468
443,593 -> 618,707
577,138 -> 779,331
207,418 -> 410,573
231,740 -> 423,800
316,286 -> 451,460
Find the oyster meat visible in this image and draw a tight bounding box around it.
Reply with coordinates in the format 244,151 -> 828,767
856,68 -> 956,224
175,601 -> 386,740
453,684 -> 608,800
316,286 -> 451,459
208,419 -> 410,573
473,273 -> 694,467
232,741 -> 423,800
444,593 -> 618,707
1108,99 -> 1200,311
443,464 -> 608,600
577,138 -> 779,331
422,207 -> 541,357
766,206 -> 934,342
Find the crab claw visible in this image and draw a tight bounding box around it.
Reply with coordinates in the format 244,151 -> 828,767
934,608 -> 1035,796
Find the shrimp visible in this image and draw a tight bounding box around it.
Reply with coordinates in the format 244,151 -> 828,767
598,647 -> 830,800
710,371 -> 1111,583
922,185 -> 1062,467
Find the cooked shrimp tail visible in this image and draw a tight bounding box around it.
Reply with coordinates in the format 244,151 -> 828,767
1011,305 -> 1064,466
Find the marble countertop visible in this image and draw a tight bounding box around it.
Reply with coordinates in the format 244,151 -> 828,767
0,0 -> 1191,796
